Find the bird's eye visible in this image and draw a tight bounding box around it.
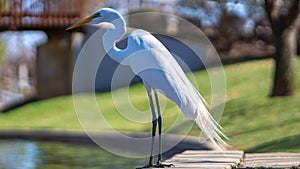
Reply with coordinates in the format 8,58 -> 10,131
94,12 -> 101,18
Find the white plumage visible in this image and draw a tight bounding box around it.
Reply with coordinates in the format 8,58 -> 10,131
67,7 -> 228,168
126,29 -> 228,146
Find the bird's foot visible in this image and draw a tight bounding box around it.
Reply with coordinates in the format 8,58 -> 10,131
136,162 -> 174,168
153,161 -> 175,168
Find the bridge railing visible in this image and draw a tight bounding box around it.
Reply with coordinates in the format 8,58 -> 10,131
0,0 -> 83,30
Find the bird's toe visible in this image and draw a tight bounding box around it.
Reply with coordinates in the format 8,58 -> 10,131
153,161 -> 175,168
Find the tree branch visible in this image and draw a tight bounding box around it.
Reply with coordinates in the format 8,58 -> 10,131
284,0 -> 300,28
264,0 -> 280,35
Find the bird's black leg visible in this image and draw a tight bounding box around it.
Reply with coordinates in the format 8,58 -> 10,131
153,91 -> 174,168
154,91 -> 163,164
149,108 -> 157,167
137,85 -> 157,169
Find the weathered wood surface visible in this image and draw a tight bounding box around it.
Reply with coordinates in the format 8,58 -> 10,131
164,150 -> 244,169
163,150 -> 300,169
241,153 -> 300,168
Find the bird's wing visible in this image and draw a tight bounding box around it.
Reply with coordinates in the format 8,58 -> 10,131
126,30 -> 228,148
125,29 -> 203,118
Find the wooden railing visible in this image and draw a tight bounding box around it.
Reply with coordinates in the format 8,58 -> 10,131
0,0 -> 83,30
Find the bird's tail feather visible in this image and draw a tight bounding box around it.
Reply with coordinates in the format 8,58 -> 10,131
194,105 -> 229,150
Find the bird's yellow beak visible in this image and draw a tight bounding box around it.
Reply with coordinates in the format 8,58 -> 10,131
66,15 -> 94,30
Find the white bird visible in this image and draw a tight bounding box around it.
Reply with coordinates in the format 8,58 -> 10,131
67,8 -> 228,168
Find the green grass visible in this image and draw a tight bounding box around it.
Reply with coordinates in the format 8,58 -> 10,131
0,96 -> 81,129
0,58 -> 300,152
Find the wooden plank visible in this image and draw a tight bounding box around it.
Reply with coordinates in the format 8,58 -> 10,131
165,150 -> 243,169
241,152 -> 300,168
181,150 -> 243,155
245,153 -> 300,157
163,151 -> 300,168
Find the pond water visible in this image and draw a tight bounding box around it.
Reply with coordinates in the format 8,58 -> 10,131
0,140 -> 148,169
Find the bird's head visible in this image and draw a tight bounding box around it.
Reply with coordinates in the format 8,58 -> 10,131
66,8 -> 120,30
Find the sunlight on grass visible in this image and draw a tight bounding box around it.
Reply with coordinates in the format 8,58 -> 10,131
0,58 -> 299,152
220,58 -> 300,152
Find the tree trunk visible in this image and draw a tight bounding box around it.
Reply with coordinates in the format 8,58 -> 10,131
271,26 -> 297,96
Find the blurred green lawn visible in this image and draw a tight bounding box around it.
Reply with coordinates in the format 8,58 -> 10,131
0,58 -> 299,152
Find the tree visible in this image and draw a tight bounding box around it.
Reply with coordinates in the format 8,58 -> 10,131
140,0 -> 298,96
264,0 -> 300,96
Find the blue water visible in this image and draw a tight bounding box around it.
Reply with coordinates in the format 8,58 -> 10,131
0,140 -> 148,169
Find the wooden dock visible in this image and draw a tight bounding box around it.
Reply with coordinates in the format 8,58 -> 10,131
164,150 -> 300,169
242,153 -> 300,169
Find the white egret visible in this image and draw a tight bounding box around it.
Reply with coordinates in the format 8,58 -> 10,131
67,8 -> 228,168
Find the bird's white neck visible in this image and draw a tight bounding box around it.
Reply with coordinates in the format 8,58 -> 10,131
103,16 -> 127,64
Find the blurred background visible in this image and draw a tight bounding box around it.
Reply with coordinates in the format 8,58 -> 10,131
0,0 -> 299,111
0,1 -> 299,168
